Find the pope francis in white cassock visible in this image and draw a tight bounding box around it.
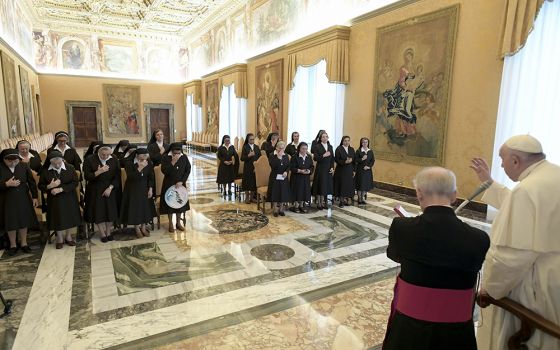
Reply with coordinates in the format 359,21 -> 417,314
471,135 -> 560,350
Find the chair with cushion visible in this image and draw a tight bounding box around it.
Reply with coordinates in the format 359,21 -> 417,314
233,150 -> 244,200
153,165 -> 164,229
253,155 -> 271,214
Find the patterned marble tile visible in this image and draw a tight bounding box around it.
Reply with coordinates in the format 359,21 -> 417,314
154,275 -> 396,350
111,243 -> 246,295
0,149 -> 492,350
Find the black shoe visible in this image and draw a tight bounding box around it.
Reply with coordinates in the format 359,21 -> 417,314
107,235 -> 114,241
317,205 -> 323,210
100,236 -> 108,243
299,207 -> 307,214
290,207 -> 298,213
339,202 -> 344,208
273,212 -> 278,217
7,247 -> 17,256
21,246 -> 32,253
279,211 -> 285,216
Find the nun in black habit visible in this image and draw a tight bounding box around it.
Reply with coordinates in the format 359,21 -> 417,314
84,141 -> 103,160
285,132 -> 300,157
311,131 -> 334,209
120,148 -> 156,238
267,141 -> 291,217
161,142 -> 191,232
83,145 -> 120,242
38,150 -> 81,249
240,133 -> 260,203
119,144 -> 138,168
49,131 -> 82,173
16,140 -> 42,173
310,129 -> 326,153
260,132 -> 279,158
147,129 -> 169,166
334,135 -> 356,207
289,142 -> 314,213
113,139 -> 130,161
216,135 -> 239,197
0,149 -> 39,256
354,137 -> 375,204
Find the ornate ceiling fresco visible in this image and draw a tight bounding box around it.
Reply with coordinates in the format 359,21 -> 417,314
1,0 -> 398,81
22,0 -> 246,42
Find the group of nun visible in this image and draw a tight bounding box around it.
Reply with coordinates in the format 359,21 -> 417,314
216,130 -> 375,217
0,130 -> 191,255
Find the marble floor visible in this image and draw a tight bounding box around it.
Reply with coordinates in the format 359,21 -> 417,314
0,149 -> 491,350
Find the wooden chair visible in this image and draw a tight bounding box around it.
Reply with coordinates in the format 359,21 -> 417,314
31,171 -> 47,244
253,155 -> 271,214
153,165 -> 164,229
233,150 -> 244,200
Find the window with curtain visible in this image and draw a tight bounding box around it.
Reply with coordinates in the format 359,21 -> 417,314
219,83 -> 247,142
490,0 -> 560,191
287,59 -> 345,146
186,93 -> 202,141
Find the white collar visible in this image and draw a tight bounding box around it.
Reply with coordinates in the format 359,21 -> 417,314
322,142 -> 328,150
119,146 -> 127,152
49,162 -> 67,172
518,159 -> 546,181
156,140 -> 164,146
55,144 -> 71,154
8,166 -> 15,173
249,143 -> 254,150
299,153 -> 307,159
342,145 -> 349,151
99,155 -> 112,164
20,152 -> 33,158
124,150 -> 134,158
361,147 -> 369,153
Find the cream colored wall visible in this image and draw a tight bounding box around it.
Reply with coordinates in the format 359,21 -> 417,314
38,75 -> 186,144
0,41 -> 41,140
344,0 -> 505,197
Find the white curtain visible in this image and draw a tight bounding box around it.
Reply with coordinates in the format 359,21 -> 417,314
219,84 -> 247,142
491,0 -> 560,190
287,59 -> 345,146
186,93 -> 202,141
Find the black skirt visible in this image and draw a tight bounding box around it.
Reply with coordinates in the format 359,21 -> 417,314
311,144 -> 334,196
0,163 -> 39,231
241,144 -> 260,191
333,146 -> 355,198
267,154 -> 291,203
216,145 -> 237,184
290,155 -> 314,202
160,154 -> 191,214
83,156 -> 120,224
120,163 -> 156,225
354,149 -> 375,191
39,165 -> 82,231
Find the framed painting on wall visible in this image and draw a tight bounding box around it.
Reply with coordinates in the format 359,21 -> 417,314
205,79 -> 219,134
18,66 -> 35,134
255,58 -> 283,141
102,84 -> 141,139
372,5 -> 459,166
1,51 -> 21,137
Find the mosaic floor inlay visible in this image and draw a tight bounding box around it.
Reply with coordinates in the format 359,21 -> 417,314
0,149 -> 491,350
